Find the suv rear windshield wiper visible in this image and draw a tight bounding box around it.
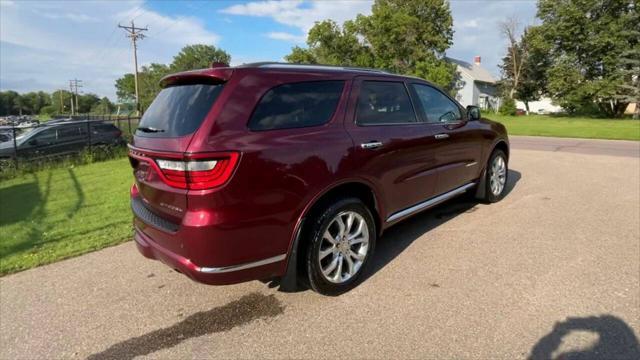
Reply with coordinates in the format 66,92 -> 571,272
137,127 -> 165,133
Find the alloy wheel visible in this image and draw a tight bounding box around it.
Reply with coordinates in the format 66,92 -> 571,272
318,211 -> 370,284
489,155 -> 507,196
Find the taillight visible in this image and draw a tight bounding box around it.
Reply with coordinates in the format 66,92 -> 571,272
155,152 -> 239,190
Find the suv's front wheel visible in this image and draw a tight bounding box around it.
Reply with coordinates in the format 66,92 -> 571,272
305,198 -> 376,296
479,149 -> 508,203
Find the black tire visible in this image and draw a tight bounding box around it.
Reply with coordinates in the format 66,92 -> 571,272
479,149 -> 508,203
305,197 -> 376,296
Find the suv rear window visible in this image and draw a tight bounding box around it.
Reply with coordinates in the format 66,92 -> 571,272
248,81 -> 344,131
136,84 -> 224,137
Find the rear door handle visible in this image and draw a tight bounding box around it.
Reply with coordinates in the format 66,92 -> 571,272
434,133 -> 450,140
361,141 -> 383,149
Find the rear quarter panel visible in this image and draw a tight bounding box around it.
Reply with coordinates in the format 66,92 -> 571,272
184,70 -> 359,269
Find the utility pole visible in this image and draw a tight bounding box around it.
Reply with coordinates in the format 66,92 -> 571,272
69,79 -> 82,115
69,82 -> 75,116
58,90 -> 64,114
119,21 -> 147,116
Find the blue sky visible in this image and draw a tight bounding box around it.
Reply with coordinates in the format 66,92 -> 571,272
0,0 -> 537,100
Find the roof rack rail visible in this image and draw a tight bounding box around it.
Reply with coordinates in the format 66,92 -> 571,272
236,62 -> 391,74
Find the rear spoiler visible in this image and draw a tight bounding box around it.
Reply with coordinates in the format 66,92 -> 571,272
159,68 -> 233,88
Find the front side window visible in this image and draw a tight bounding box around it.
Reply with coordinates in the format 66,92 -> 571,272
356,81 -> 417,125
248,81 -> 345,131
412,84 -> 461,123
33,129 -> 57,144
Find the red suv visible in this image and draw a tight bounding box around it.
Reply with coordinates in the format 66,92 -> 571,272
129,63 -> 509,295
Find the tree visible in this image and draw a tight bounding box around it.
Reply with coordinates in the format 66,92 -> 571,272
50,90 -> 73,114
23,91 -> 51,115
76,93 -> 100,114
170,44 -> 231,72
535,0 -> 639,117
499,25 -> 549,112
285,0 -> 457,90
499,17 -> 526,100
114,44 -> 232,113
13,95 -> 27,116
616,27 -> 640,119
515,26 -> 550,112
359,0 -> 456,88
139,63 -> 170,111
115,74 -> 136,104
285,46 -> 319,64
0,91 -> 20,116
115,64 -> 169,112
284,19 -> 373,67
91,97 -> 115,114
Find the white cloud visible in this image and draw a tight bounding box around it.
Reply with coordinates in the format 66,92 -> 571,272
38,11 -> 100,23
458,19 -> 479,29
266,32 -> 306,43
0,0 -> 220,99
449,0 -> 538,77
220,0 -> 373,36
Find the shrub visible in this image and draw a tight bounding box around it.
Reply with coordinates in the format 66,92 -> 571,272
499,98 -> 517,116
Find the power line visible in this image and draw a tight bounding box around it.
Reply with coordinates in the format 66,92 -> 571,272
119,21 -> 148,116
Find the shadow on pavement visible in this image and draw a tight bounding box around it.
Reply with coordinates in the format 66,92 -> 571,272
364,169 -> 521,281
87,292 -> 285,360
529,315 -> 640,360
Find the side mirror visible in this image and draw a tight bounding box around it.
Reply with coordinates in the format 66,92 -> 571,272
467,105 -> 481,121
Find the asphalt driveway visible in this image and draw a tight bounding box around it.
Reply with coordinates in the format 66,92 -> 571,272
1,137 -> 639,359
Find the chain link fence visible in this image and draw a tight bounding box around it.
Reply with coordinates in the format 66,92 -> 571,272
0,114 -> 140,174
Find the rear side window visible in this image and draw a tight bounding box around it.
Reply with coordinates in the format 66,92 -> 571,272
137,84 -> 224,137
248,81 -> 345,131
92,124 -> 118,133
356,81 -> 417,125
57,126 -> 82,139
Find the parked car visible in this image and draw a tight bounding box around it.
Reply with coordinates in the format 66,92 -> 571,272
129,63 -> 510,295
0,126 -> 15,143
0,121 -> 125,159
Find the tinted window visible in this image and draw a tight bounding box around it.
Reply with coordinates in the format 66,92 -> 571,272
249,81 -> 344,131
34,129 -> 57,143
412,84 -> 461,123
92,123 -> 118,133
137,84 -> 224,137
356,81 -> 417,125
57,126 -> 82,138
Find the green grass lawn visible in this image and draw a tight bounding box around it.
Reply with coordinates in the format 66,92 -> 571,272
488,114 -> 640,141
0,158 -> 132,275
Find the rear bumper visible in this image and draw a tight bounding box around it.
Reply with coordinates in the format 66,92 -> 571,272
134,227 -> 286,285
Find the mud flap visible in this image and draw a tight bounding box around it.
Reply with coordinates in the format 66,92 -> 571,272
279,218 -> 305,292
474,167 -> 487,200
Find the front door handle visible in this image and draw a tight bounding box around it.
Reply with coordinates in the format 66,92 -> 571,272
361,141 -> 383,149
434,133 -> 450,140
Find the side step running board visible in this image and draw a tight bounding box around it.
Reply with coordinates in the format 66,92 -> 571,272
386,182 -> 476,223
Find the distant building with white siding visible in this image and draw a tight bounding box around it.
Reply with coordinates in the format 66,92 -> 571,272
449,56 -> 500,111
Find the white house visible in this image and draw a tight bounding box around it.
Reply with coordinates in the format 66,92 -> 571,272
449,56 -> 500,111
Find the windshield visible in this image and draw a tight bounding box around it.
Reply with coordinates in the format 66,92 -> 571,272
136,83 -> 224,137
